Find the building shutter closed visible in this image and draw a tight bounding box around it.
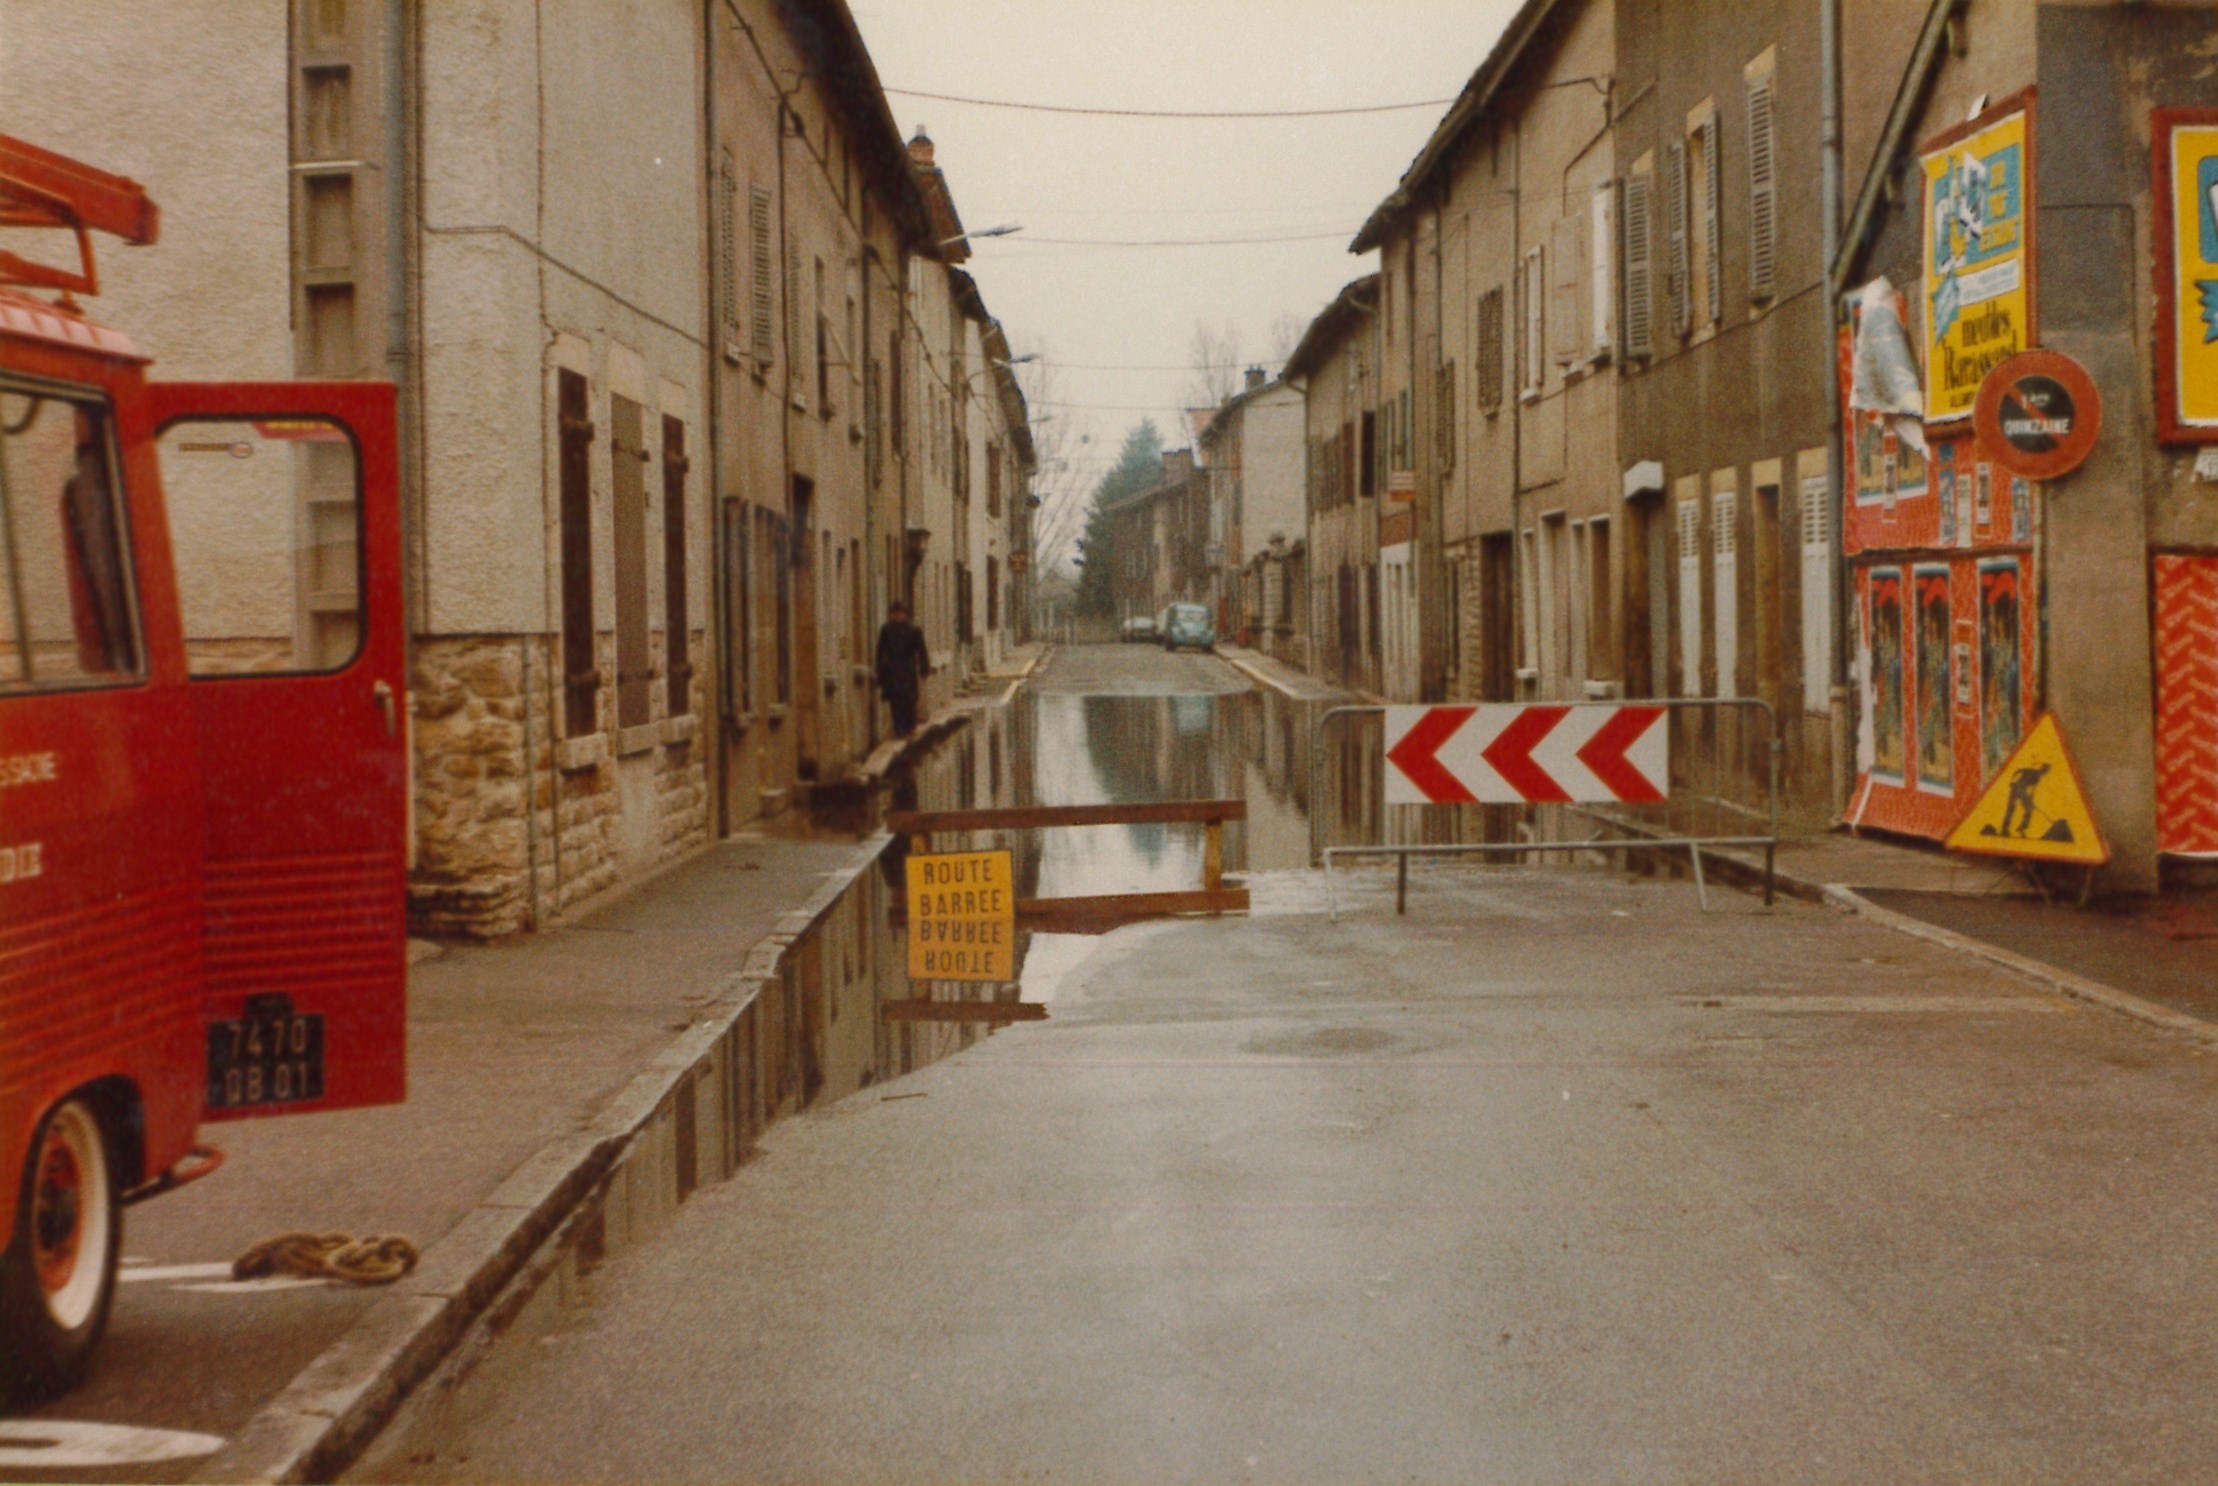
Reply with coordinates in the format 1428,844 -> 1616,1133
1477,286 -> 1504,410
1799,471 -> 1832,716
1621,176 -> 1654,361
1676,496 -> 1702,696
1747,73 -> 1778,302
1704,120 -> 1724,326
1549,214 -> 1582,366
1664,138 -> 1690,338
1712,486 -> 1738,698
749,185 -> 775,370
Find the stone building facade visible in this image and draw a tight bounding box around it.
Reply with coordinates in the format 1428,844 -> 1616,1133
7,0 -> 1032,937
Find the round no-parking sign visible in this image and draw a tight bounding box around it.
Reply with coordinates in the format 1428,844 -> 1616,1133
1973,348 -> 2103,479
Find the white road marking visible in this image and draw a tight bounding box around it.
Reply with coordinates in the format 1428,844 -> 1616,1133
0,1421 -> 225,1469
175,1276 -> 335,1295
117,1262 -> 235,1284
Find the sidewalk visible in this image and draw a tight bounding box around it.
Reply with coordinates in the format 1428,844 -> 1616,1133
5,678 -> 1024,1485
1695,825 -> 2218,1042
1216,643 -> 1355,704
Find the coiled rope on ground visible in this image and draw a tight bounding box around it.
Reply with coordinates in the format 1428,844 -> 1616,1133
232,1231 -> 420,1286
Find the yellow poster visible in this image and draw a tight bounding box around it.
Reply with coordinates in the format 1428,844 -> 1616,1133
1944,714 -> 2108,866
1922,107 -> 2029,423
2168,123 -> 2218,430
905,849 -> 1016,982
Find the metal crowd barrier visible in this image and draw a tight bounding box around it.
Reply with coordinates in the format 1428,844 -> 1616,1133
1308,698 -> 1782,919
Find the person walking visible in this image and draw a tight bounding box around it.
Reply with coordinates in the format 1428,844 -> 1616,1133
874,599 -> 931,738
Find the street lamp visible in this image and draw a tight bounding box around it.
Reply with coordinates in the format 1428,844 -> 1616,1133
936,223 -> 1021,250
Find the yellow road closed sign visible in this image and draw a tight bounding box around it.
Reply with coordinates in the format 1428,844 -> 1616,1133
906,850 -> 1016,982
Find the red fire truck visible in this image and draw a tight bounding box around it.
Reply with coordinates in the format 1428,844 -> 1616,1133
0,136 -> 407,1399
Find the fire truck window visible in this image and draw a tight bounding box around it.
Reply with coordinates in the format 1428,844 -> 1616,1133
0,387 -> 141,691
157,418 -> 362,676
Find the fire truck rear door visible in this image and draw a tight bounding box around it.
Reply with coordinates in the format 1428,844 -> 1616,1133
148,381 -> 406,1118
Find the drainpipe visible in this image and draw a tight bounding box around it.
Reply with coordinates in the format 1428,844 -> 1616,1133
702,0 -> 729,838
1821,0 -> 1851,819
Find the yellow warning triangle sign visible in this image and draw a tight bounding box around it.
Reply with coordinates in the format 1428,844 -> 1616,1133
1944,713 -> 2110,866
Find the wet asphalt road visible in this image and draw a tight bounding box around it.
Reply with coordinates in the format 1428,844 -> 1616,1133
356,646 -> 2218,1485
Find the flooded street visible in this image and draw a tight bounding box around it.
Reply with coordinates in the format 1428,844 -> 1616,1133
905,644 -> 1338,907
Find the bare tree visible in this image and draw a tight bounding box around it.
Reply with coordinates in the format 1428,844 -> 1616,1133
1183,319 -> 1245,411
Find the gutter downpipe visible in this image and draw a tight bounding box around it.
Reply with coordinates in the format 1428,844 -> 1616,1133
703,0 -> 729,838
1822,0 -> 1851,821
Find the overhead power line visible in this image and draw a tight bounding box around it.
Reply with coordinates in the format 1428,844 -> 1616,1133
994,229 -> 1357,248
884,86 -> 1457,120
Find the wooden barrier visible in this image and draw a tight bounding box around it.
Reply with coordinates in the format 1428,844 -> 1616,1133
887,799 -> 1250,928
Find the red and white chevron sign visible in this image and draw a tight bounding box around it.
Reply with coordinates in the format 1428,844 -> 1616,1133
1383,704 -> 1669,806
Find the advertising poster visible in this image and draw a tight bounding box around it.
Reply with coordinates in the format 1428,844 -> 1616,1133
2156,113 -> 2218,441
1979,558 -> 2023,781
1870,569 -> 1906,783
1922,102 -> 2030,423
1915,566 -> 1953,792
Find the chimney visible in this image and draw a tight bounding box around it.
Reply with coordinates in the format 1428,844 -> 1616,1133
908,128 -> 935,168
1244,366 -> 1267,393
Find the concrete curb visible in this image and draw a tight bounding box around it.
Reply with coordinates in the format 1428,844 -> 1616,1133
1820,885 -> 2218,1046
1220,650 -> 1349,705
189,833 -> 899,1485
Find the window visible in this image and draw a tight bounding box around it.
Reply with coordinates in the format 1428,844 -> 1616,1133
787,245 -> 806,410
662,415 -> 691,718
1396,387 -> 1413,468
557,369 -> 597,736
1587,517 -> 1615,679
1690,110 -> 1723,329
1746,62 -> 1778,303
987,443 -> 1002,518
1521,246 -> 1545,396
749,185 -> 775,370
1435,361 -> 1456,473
814,259 -> 832,419
1712,479 -> 1738,698
1340,421 -> 1355,504
160,413 -> 363,678
1675,492 -> 1702,695
1549,214 -> 1581,367
1664,137 -> 1691,338
1476,286 -> 1504,411
760,506 -> 791,706
1620,172 -> 1656,361
1589,181 -> 1615,360
611,394 -> 651,730
987,555 -> 1000,631
717,153 -> 741,363
723,498 -> 750,719
1360,409 -> 1377,495
0,383 -> 140,690
1800,466 -> 1832,716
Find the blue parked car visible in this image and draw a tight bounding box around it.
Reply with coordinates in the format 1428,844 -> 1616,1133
1159,602 -> 1216,652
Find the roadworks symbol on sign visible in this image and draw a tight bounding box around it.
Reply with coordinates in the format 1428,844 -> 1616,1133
1944,713 -> 2109,866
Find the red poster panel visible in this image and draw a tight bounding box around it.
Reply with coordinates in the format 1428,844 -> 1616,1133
1855,556 -> 2038,841
2154,553 -> 2218,856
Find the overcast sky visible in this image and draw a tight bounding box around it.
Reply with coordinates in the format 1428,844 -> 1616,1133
848,0 -> 1521,571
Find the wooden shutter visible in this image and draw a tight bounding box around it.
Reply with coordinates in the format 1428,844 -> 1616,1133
749,185 -> 775,369
558,369 -> 598,737
1664,138 -> 1690,338
1549,215 -> 1581,366
1747,73 -> 1778,302
662,416 -> 691,718
1436,361 -> 1456,472
1589,182 -> 1614,360
1477,287 -> 1504,410
1799,471 -> 1832,716
1703,121 -> 1724,326
717,154 -> 741,362
1622,176 -> 1654,360
611,394 -> 651,730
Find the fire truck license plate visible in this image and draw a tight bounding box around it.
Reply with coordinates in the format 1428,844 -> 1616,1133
206,1012 -> 325,1111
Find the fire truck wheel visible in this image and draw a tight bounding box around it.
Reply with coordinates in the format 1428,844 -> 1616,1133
1,1098 -> 121,1403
